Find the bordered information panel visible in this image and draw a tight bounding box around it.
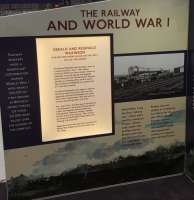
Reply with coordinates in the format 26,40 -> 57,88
0,35 -> 114,149
36,35 -> 113,142
0,0 -> 189,199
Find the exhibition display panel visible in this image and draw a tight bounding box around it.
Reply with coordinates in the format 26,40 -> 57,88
0,0 -> 193,199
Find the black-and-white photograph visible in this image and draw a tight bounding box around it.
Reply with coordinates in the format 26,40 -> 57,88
114,53 -> 185,102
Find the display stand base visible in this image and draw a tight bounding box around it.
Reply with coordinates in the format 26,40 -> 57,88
37,175 -> 194,200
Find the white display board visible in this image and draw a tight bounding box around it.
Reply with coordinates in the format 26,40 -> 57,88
36,35 -> 113,142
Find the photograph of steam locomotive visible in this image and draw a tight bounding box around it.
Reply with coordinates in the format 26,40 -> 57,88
114,53 -> 185,102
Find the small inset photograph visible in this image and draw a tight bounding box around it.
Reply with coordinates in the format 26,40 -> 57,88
114,53 -> 185,102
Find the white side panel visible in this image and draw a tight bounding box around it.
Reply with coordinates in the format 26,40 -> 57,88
0,112 -> 6,182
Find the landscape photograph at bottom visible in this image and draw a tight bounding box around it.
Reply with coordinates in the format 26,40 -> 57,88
5,97 -> 186,200
5,142 -> 185,200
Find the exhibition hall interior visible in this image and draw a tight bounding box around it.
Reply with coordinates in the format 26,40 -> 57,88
0,0 -> 194,200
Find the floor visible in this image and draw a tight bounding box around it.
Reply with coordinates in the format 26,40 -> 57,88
1,175 -> 194,200
0,182 -> 6,200
55,175 -> 194,200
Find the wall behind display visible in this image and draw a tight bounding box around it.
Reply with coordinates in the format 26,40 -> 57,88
186,0 -> 194,180
0,0 -> 105,16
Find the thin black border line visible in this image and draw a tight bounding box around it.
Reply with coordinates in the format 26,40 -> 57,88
184,51 -> 188,157
184,52 -> 188,98
114,50 -> 187,57
34,33 -> 115,147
